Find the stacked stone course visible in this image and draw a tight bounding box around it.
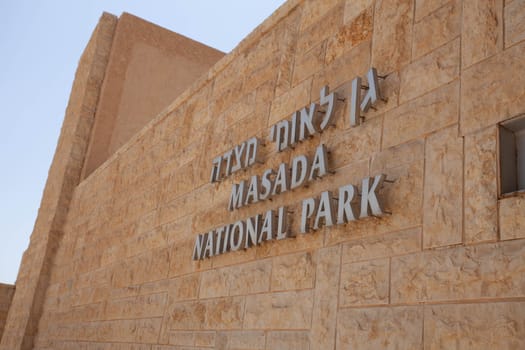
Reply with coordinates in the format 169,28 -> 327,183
0,284 -> 15,342
2,0 -> 525,349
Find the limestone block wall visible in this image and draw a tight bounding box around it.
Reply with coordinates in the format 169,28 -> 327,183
0,284 -> 15,342
5,0 -> 525,349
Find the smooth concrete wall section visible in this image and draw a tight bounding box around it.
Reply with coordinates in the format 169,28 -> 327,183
82,13 -> 224,178
6,0 -> 525,349
0,284 -> 15,342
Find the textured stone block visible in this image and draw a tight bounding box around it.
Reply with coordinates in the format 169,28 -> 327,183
103,292 -> 167,320
125,229 -> 167,260
400,38 -> 459,104
161,163 -> 195,203
500,196 -> 525,240
275,9 -> 301,97
255,221 -> 325,260
135,210 -> 158,236
194,331 -> 215,347
292,41 -> 326,85
271,251 -> 316,291
0,285 -> 14,303
325,6 -> 372,64
229,261 -> 272,296
266,331 -> 309,350
199,259 -> 271,299
135,317 -> 162,343
139,279 -> 170,296
326,116 -> 382,169
158,193 -> 195,225
204,297 -> 245,330
383,81 -> 459,148
168,274 -> 200,303
249,82 -> 274,134
244,291 -> 313,329
212,58 -> 245,100
217,331 -> 265,350
165,301 -> 205,330
169,240 -> 208,278
464,127 -> 498,243
311,40 -> 370,97
412,0 -> 460,59
139,248 -> 170,285
269,78 -> 312,125
300,0 -> 341,30
207,244 -> 256,270
424,302 -> 525,349
461,41 -> 525,135
342,227 -> 421,263
327,140 -> 424,245
364,70 -> 400,118
191,204 -> 233,236
505,0 -> 525,48
153,345 -> 183,350
211,81 -> 244,121
310,246 -> 340,350
97,319 -> 137,342
168,331 -> 194,346
462,0 -> 503,68
337,306 -> 423,349
340,258 -> 389,306
391,239 -> 525,303
231,114 -> 267,147
423,127 -> 463,248
372,0 -> 413,74
199,269 -> 230,299
344,0 -> 373,23
415,0 -> 451,21
245,61 -> 278,100
296,3 -> 343,53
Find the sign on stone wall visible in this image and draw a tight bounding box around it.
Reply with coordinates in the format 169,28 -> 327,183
193,68 -> 388,260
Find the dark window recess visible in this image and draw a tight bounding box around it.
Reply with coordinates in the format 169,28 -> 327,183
500,115 -> 525,195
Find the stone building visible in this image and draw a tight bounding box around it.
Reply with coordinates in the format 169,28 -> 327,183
1,0 -> 525,349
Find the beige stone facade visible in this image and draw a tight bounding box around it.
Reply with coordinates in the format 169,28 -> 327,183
0,284 -> 15,342
2,0 -> 525,349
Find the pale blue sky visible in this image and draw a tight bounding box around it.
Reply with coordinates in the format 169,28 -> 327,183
0,0 -> 286,284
